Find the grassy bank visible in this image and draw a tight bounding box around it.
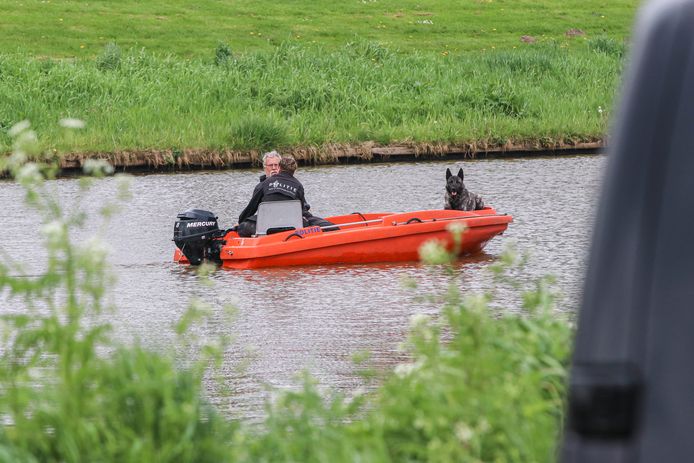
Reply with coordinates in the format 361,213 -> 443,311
0,0 -> 638,58
0,41 -> 622,158
0,0 -> 637,160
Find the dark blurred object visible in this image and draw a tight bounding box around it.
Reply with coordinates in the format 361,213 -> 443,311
562,0 -> 694,461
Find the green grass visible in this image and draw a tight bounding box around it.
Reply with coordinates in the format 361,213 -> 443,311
0,0 -> 637,58
0,0 -> 638,156
0,41 -> 621,154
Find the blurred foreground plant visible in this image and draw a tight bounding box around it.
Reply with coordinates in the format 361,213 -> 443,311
0,122 -> 572,462
0,121 -> 235,463
246,230 -> 572,462
371,241 -> 571,462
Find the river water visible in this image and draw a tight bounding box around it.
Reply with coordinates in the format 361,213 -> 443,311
0,155 -> 605,420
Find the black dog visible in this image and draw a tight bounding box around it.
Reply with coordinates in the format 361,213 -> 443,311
444,168 -> 485,211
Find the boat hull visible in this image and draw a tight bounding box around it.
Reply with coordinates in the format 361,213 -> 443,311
174,208 -> 511,269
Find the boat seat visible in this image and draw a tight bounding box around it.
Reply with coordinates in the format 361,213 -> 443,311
255,200 -> 304,236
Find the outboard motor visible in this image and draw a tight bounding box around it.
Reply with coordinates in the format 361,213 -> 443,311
173,209 -> 225,265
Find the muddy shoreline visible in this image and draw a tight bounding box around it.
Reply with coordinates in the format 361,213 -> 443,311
12,140 -> 606,177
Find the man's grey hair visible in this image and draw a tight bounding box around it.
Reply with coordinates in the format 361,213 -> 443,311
262,150 -> 281,164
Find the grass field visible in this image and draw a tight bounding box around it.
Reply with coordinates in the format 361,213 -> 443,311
0,0 -> 640,158
0,0 -> 638,57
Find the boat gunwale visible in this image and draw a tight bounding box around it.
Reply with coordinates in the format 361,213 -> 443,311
220,209 -> 512,261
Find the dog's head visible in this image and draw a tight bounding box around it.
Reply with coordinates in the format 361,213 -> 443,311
445,168 -> 466,198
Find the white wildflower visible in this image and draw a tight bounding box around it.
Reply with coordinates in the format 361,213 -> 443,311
455,422 -> 474,443
418,239 -> 450,264
409,313 -> 430,329
59,118 -> 86,129
16,162 -> 43,185
40,220 -> 67,246
394,359 -> 424,378
394,362 -> 416,378
7,150 -> 28,169
82,237 -> 110,264
9,125 -> 41,162
446,221 -> 467,235
82,158 -> 114,176
8,120 -> 31,137
13,129 -> 39,152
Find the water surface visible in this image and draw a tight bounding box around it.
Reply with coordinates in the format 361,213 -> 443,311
0,155 -> 605,419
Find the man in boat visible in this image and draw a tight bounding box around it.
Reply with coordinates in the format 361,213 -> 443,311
237,155 -> 336,237
258,150 -> 281,184
235,151 -> 299,236
256,150 -> 320,220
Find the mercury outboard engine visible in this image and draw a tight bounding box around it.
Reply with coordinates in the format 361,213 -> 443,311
173,209 -> 225,265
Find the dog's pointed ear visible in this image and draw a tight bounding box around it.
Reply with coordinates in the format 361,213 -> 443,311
446,168 -> 452,179
457,168 -> 464,180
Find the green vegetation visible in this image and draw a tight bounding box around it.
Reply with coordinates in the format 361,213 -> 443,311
0,125 -> 572,461
0,41 -> 621,155
244,266 -> 571,462
0,0 -> 637,57
0,124 -> 235,462
0,0 -> 637,157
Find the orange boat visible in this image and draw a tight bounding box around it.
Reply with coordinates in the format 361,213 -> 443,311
173,206 -> 512,269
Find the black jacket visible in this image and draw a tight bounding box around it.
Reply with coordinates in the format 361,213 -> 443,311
239,172 -> 307,223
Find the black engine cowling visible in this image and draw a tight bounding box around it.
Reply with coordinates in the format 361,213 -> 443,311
173,209 -> 225,265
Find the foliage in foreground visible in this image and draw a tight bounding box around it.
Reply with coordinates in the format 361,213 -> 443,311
245,265 -> 571,463
0,122 -> 235,462
0,123 -> 572,461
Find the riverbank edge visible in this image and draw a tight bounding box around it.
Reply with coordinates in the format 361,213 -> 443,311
50,139 -> 605,175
